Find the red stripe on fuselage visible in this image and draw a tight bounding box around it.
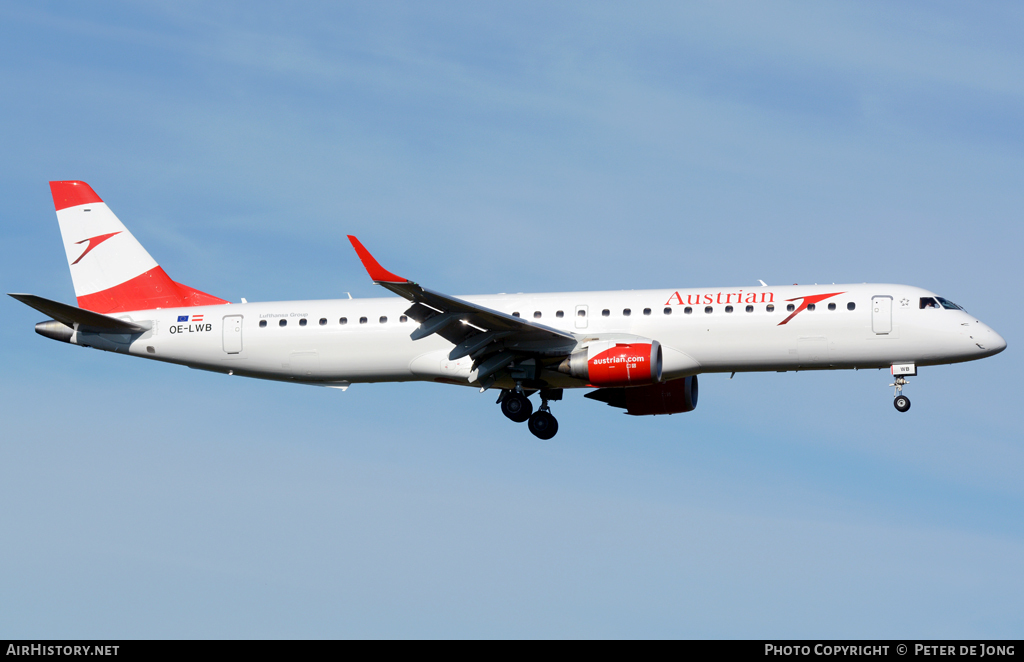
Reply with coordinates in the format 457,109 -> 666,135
76,266 -> 229,314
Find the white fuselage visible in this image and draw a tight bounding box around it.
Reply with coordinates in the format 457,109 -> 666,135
72,283 -> 1005,390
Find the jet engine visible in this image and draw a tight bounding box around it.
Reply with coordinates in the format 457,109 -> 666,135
557,340 -> 662,387
585,375 -> 699,416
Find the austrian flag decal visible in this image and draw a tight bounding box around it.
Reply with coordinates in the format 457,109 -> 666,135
169,314 -> 212,335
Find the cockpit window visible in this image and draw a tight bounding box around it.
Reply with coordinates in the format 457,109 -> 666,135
920,297 -> 941,309
936,297 -> 965,311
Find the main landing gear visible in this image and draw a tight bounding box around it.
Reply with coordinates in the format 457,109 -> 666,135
500,390 -> 532,422
891,376 -> 911,413
528,403 -> 558,440
499,387 -> 561,439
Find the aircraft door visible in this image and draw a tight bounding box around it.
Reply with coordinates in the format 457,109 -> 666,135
871,296 -> 892,335
575,305 -> 588,329
223,315 -> 243,354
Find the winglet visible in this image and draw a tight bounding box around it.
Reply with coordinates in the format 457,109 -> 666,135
347,236 -> 407,283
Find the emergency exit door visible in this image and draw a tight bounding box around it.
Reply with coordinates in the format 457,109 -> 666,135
223,315 -> 243,354
575,305 -> 588,329
871,296 -> 892,334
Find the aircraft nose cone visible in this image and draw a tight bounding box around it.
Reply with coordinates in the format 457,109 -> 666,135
989,328 -> 1007,355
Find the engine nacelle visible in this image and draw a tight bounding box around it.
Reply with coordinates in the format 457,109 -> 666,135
558,340 -> 662,387
585,375 -> 699,416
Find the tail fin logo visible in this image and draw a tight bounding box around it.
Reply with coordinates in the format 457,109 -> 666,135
71,232 -> 121,265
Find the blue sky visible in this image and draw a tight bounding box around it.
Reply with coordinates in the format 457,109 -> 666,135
1,2 -> 1022,638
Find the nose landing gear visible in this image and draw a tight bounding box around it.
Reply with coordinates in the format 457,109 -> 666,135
891,376 -> 911,412
889,363 -> 915,413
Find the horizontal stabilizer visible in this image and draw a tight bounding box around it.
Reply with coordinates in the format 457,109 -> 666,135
8,293 -> 146,333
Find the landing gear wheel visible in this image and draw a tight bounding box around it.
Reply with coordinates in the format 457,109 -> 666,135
501,392 -> 533,423
528,410 -> 558,439
889,374 -> 911,413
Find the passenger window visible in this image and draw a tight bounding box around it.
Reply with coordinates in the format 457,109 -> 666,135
279,319 -> 287,327
259,320 -> 267,328
745,305 -> 753,313
299,318 -> 307,326
725,305 -> 733,313
807,304 -> 815,311
602,309 -> 610,317
534,311 -> 542,319
827,303 -> 835,311
556,310 -> 564,318
684,307 -> 692,314
787,304 -> 796,312
847,302 -> 855,311
319,318 -> 327,325
920,297 -> 941,309
380,316 -> 387,324
513,312 -> 520,318
339,317 -> 348,325
623,308 -> 631,316
663,307 -> 672,315
400,315 -> 408,322
578,309 -> 586,317
705,306 -> 713,314
359,317 -> 367,324
766,304 -> 775,313
643,308 -> 651,316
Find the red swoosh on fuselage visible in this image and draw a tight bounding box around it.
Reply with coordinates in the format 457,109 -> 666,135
71,231 -> 121,265
777,291 -> 845,326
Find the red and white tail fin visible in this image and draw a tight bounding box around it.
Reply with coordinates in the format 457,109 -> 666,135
50,181 -> 228,314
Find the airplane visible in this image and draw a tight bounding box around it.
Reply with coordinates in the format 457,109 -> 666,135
10,181 -> 1007,439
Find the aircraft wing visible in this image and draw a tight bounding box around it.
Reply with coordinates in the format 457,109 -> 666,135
348,236 -> 578,384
